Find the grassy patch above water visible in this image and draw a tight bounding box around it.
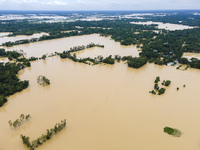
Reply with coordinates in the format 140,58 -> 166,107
164,127 -> 182,137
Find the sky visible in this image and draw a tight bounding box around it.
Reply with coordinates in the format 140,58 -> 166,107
0,0 -> 200,11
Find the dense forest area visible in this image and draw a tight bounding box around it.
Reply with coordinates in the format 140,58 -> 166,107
0,49 -> 30,107
138,11 -> 200,26
0,62 -> 29,107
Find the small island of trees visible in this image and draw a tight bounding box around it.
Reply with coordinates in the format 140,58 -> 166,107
37,75 -> 50,86
149,76 -> 171,95
164,127 -> 182,137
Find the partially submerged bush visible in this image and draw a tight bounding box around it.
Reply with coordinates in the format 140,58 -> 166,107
162,80 -> 171,86
8,114 -> 31,128
164,127 -> 182,137
158,88 -> 166,95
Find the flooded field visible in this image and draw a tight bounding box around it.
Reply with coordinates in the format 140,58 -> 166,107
1,34 -> 200,150
0,32 -> 48,45
130,21 -> 196,31
182,52 -> 200,60
3,34 -> 139,58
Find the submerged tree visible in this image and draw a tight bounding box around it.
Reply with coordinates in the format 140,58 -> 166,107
8,114 -> 31,128
37,75 -> 50,86
21,119 -> 66,149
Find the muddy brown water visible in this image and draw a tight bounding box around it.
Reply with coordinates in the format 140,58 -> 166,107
0,32 -> 48,45
1,34 -> 200,150
130,21 -> 196,31
3,34 -> 139,58
182,52 -> 200,60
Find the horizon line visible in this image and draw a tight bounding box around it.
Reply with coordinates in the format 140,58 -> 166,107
0,9 -> 200,12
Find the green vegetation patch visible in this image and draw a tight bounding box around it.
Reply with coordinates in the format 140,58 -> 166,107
127,57 -> 147,68
164,127 -> 182,137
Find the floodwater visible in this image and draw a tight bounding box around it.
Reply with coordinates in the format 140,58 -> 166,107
182,52 -> 200,60
0,57 -> 9,63
0,32 -> 12,37
0,32 -> 49,45
3,34 -> 139,58
130,21 -> 196,31
1,35 -> 200,150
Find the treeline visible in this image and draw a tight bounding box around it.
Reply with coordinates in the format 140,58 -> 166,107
0,20 -> 76,35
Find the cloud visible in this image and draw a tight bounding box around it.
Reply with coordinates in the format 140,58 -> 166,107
76,0 -> 85,4
0,0 -> 200,10
16,0 -> 39,4
0,0 -> 6,4
45,0 -> 68,6
3,0 -> 68,6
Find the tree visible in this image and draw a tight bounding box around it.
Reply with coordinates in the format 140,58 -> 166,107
8,54 -> 13,60
158,88 -> 166,95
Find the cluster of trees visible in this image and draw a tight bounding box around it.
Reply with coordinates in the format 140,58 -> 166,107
20,119 -> 66,150
102,55 -> 115,64
37,75 -> 50,86
8,114 -> 31,128
127,57 -> 147,68
139,27 -> 200,66
149,76 -> 171,95
0,48 -> 22,59
0,62 -> 29,107
0,48 -> 34,67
